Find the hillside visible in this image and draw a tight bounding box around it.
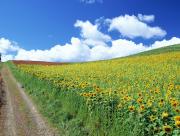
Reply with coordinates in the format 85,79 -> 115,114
7,44 -> 180,136
133,44 -> 180,56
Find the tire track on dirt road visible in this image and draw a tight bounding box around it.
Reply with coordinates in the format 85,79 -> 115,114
0,65 -> 58,136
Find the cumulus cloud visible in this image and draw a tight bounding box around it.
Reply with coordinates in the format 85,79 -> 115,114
107,14 -> 166,39
138,14 -> 155,23
0,38 -> 19,54
2,54 -> 14,62
74,20 -> 111,47
15,37 -> 90,62
80,0 -> 103,4
0,38 -> 20,62
88,37 -> 180,61
151,37 -> 180,49
109,37 -> 180,58
12,37 -> 180,62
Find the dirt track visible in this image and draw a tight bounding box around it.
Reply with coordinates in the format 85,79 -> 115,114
0,65 -> 58,136
0,73 -> 6,136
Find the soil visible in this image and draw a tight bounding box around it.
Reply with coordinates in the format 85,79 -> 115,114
0,73 -> 6,136
0,65 -> 59,136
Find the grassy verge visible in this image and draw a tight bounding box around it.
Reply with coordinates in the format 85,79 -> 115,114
0,62 -> 3,70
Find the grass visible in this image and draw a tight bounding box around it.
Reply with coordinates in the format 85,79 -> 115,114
0,62 -> 3,70
132,44 -> 180,56
7,44 -> 180,136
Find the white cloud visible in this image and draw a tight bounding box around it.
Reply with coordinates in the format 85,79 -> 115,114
0,38 -> 20,62
87,39 -> 146,61
138,14 -> 155,23
75,20 -> 111,47
12,37 -> 180,62
107,14 -> 166,39
1,15 -> 180,62
15,37 -> 91,62
80,0 -> 103,4
2,54 -> 14,62
89,45 -> 110,60
110,39 -> 146,57
89,37 -> 180,60
151,37 -> 180,49
0,38 -> 19,54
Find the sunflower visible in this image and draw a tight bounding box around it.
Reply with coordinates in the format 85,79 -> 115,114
160,99 -> 164,103
175,109 -> 180,113
138,93 -> 142,97
171,100 -> 179,108
140,104 -> 145,111
154,88 -> 160,94
137,97 -> 143,104
158,101 -> 164,107
128,105 -> 135,112
174,116 -> 180,121
147,100 -> 152,107
95,87 -> 101,93
163,125 -> 172,133
175,121 -> 180,128
149,115 -> 156,122
162,112 -> 169,119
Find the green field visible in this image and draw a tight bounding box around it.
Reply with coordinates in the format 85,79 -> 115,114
7,44 -> 180,136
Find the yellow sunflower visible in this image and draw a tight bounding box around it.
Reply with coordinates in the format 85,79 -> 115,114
163,125 -> 172,133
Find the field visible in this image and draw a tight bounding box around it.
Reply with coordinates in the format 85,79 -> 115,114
12,60 -> 67,65
8,44 -> 180,136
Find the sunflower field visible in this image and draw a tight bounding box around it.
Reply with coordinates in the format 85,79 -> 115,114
8,45 -> 180,136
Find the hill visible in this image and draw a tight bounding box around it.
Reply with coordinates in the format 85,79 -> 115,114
7,44 -> 180,136
133,44 -> 180,56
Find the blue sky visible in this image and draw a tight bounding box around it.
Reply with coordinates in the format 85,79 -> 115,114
0,0 -> 180,62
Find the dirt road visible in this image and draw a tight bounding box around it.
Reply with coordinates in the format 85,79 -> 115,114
0,65 -> 58,136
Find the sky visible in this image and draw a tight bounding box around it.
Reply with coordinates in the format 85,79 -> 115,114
0,0 -> 180,62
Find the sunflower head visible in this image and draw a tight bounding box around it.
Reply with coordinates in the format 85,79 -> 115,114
140,104 -> 145,111
174,116 -> 180,121
137,97 -> 143,104
128,105 -> 135,112
162,112 -> 169,119
149,115 -> 156,122
175,121 -> 180,128
175,109 -> 180,113
163,125 -> 172,133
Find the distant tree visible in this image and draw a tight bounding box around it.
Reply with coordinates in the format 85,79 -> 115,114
0,53 -> 1,62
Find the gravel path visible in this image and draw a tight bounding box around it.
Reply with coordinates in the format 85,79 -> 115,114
0,65 -> 59,136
